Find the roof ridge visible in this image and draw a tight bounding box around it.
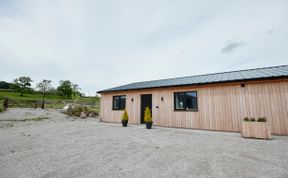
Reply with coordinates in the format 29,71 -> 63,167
98,64 -> 288,93
131,64 -> 288,84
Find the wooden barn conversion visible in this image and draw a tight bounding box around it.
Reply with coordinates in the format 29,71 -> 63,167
98,65 -> 288,135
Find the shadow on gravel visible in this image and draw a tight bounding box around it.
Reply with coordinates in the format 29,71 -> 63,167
0,116 -> 49,122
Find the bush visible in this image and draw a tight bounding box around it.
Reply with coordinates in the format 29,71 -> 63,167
243,117 -> 250,122
243,117 -> 267,122
258,117 -> 267,122
0,99 -> 4,112
122,109 -> 129,121
144,106 -> 152,123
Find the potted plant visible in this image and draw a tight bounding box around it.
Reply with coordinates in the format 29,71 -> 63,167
144,106 -> 153,129
121,109 -> 129,127
241,117 -> 271,139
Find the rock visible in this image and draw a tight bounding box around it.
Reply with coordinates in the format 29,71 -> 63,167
62,104 -> 71,113
62,104 -> 89,117
88,112 -> 96,117
80,112 -> 87,119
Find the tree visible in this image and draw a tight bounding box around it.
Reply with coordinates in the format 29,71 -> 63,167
8,83 -> 20,90
14,77 -> 33,96
0,81 -> 9,89
72,84 -> 81,97
57,80 -> 73,98
36,80 -> 52,98
37,79 -> 52,109
90,93 -> 98,106
0,81 -> 20,90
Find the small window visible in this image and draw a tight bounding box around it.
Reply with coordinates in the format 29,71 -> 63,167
174,91 -> 198,111
113,95 -> 126,110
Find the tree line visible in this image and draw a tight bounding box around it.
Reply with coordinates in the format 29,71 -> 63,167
0,76 -> 82,99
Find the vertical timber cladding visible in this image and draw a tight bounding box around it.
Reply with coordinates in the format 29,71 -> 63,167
100,80 -> 288,135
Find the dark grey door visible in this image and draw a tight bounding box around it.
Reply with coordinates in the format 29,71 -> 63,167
141,94 -> 152,124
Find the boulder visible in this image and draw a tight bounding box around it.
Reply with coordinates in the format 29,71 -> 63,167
88,112 -> 96,117
62,104 -> 71,113
80,112 -> 87,119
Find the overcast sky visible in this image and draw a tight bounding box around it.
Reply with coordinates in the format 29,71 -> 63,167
0,0 -> 287,95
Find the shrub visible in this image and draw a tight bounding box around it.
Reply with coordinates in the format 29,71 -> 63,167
0,99 -> 4,112
258,117 -> 267,122
243,117 -> 250,122
250,118 -> 256,122
144,106 -> 152,123
122,109 -> 129,121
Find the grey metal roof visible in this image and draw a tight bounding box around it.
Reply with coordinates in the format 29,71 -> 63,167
98,65 -> 288,93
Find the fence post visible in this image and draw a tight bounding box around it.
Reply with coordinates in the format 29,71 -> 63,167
41,99 -> 45,109
34,101 -> 37,109
3,97 -> 9,110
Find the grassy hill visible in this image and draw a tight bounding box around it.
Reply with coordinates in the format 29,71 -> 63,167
0,90 -> 100,110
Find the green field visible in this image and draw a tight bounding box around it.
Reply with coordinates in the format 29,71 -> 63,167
0,90 -> 100,111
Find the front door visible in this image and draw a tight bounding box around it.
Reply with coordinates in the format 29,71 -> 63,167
141,94 -> 152,124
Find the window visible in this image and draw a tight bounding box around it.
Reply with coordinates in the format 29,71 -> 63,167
112,95 -> 126,110
174,91 -> 198,111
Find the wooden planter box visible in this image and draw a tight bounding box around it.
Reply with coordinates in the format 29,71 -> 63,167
241,122 -> 271,140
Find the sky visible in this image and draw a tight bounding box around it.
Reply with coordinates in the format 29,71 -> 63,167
0,0 -> 287,95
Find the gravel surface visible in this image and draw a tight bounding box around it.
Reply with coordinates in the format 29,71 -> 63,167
0,108 -> 288,178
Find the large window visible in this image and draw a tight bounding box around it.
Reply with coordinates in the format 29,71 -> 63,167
112,95 -> 126,110
174,91 -> 198,111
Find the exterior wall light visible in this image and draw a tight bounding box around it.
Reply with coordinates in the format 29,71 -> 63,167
161,97 -> 164,101
131,98 -> 134,102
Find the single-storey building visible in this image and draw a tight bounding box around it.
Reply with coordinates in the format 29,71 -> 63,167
98,65 -> 288,135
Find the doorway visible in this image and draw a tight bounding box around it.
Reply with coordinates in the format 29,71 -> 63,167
140,94 -> 152,124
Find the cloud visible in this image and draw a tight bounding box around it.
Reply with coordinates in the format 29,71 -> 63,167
0,0 -> 288,95
222,41 -> 243,53
267,29 -> 275,35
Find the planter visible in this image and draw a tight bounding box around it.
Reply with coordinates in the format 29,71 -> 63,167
121,120 -> 128,127
241,122 -> 271,139
145,122 -> 153,129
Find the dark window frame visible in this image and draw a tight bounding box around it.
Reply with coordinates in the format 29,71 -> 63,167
112,95 -> 126,110
174,91 -> 198,111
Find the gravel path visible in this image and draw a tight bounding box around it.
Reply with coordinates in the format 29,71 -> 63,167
0,108 -> 288,178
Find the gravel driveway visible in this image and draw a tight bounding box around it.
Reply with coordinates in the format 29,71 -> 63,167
0,108 -> 288,178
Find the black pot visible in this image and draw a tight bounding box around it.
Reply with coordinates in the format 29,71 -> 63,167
122,120 -> 128,127
146,122 -> 153,129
